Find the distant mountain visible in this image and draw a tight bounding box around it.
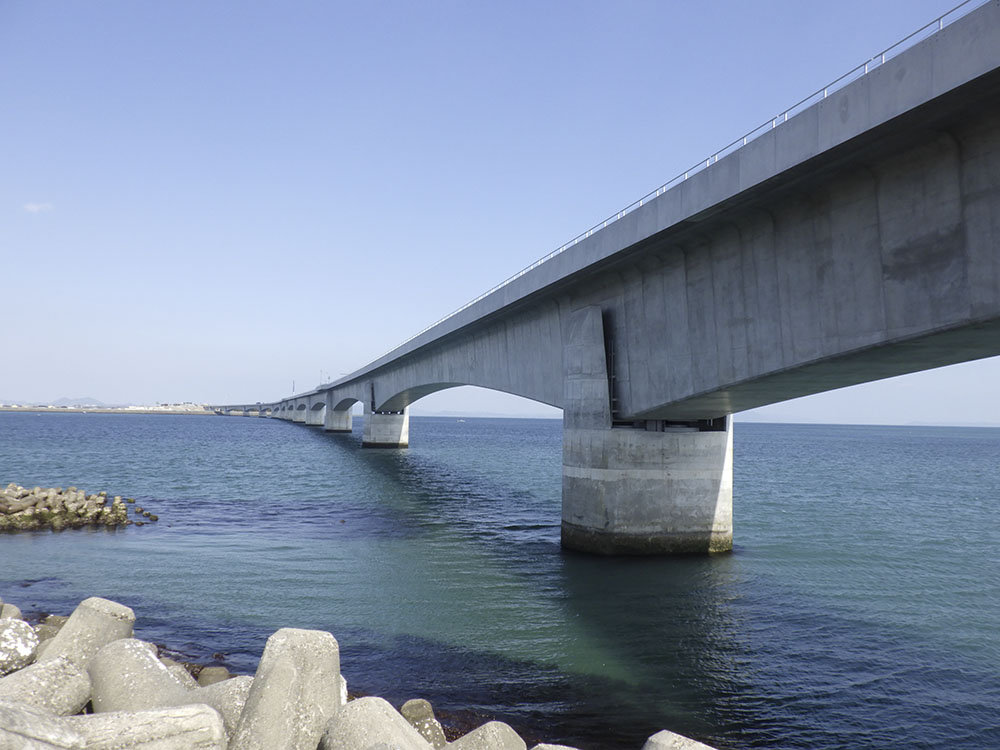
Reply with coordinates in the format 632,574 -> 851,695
50,397 -> 107,407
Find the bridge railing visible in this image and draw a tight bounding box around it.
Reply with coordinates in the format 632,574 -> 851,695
359,0 -> 989,370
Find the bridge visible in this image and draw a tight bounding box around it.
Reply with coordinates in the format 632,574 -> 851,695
215,0 -> 1000,555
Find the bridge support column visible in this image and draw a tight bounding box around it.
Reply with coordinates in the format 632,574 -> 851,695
305,406 -> 325,426
324,407 -> 353,432
293,408 -> 306,424
560,307 -> 733,555
362,406 -> 409,448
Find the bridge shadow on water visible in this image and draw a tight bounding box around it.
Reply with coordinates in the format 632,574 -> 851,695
283,419 -> 1000,750
293,422 -> 739,748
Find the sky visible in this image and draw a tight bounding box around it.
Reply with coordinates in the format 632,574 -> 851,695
3,0 -> 998,424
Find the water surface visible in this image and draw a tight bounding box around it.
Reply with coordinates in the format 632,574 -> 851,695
1,413 -> 997,748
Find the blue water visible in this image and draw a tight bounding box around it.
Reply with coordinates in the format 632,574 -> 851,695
0,412 -> 997,749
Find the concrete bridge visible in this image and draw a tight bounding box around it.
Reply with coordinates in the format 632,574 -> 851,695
215,1 -> 1000,555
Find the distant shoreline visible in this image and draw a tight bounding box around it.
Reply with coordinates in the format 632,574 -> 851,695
0,407 -> 214,416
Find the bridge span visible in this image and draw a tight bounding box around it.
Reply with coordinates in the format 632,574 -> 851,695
216,1 -> 1000,555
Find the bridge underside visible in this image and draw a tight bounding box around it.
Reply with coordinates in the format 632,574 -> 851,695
652,318 -> 1000,420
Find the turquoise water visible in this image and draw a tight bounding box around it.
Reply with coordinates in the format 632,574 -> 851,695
0,412 -> 998,748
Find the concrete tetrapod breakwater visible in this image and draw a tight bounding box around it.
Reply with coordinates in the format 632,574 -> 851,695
0,595 -> 718,750
0,484 -> 160,532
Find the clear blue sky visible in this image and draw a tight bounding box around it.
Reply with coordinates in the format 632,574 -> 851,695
3,0 -> 997,424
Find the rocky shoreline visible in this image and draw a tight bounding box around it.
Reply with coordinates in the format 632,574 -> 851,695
0,596 -> 717,750
0,485 -> 158,532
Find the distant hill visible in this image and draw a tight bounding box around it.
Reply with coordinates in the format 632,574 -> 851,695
50,397 -> 107,407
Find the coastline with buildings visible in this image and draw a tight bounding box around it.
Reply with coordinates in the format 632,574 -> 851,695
0,402 -> 212,416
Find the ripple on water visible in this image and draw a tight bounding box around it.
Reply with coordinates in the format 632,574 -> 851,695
1,415 -> 998,749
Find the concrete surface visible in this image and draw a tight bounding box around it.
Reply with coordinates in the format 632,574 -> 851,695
362,407 -> 410,448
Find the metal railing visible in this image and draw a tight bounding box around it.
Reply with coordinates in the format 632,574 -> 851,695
359,0 -> 989,371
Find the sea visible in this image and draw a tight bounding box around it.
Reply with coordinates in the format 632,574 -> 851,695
0,411 -> 997,749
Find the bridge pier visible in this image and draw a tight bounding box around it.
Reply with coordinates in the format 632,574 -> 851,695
292,407 -> 306,424
560,307 -> 733,555
561,422 -> 733,555
324,406 -> 353,432
305,405 -> 325,426
362,406 -> 409,448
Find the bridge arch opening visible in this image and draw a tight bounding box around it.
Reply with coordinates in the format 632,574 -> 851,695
378,384 -> 561,418
355,384 -> 560,451
332,397 -> 361,413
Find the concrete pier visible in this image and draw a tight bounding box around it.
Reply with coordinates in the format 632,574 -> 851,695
324,401 -> 353,432
362,407 -> 409,448
562,422 -> 733,554
560,307 -> 732,554
305,404 -> 325,426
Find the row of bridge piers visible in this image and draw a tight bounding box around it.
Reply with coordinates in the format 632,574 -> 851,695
211,4 -> 1000,556
219,398 -> 733,556
215,309 -> 733,558
219,402 -> 409,449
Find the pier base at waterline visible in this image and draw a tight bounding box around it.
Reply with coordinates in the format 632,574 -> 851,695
561,420 -> 733,555
324,407 -> 353,432
362,407 -> 409,448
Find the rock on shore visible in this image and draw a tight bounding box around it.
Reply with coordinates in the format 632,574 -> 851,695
0,484 -> 152,531
0,594 -> 719,750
